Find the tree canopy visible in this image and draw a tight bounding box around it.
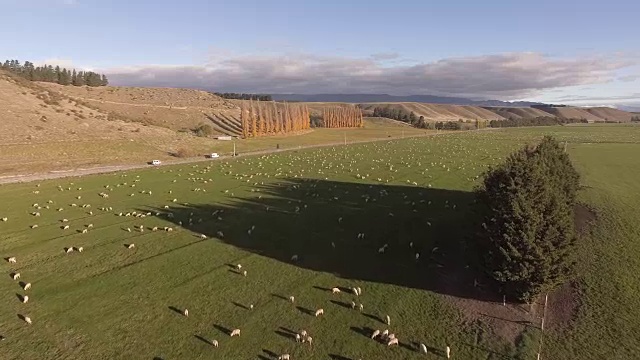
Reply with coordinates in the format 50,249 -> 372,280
1,59 -> 108,87
476,136 -> 580,302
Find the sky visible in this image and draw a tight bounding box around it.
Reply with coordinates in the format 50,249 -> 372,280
1,0 -> 639,108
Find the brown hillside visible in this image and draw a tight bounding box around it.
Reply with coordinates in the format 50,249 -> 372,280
583,107 -> 635,122
37,82 -> 241,133
483,107 -> 554,119
540,107 -> 604,122
359,102 -> 505,121
0,71 -> 217,174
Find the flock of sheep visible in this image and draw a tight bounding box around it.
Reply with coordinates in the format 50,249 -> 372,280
0,139 -> 489,359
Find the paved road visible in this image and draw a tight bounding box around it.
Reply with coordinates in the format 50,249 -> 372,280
0,130 -> 476,185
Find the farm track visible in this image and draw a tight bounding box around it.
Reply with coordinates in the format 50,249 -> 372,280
0,129 -> 482,185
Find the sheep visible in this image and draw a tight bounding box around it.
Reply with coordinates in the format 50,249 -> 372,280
331,287 -> 341,294
31,224 -> 39,229
359,303 -> 364,312
295,333 -> 301,342
236,264 -> 242,270
378,246 -> 386,254
166,227 -> 173,232
357,287 -> 362,295
371,329 -> 380,339
446,346 -> 451,359
127,244 -> 135,249
152,227 -> 158,231
305,336 -> 313,346
211,339 -> 219,347
388,333 -> 396,340
291,254 -> 298,262
386,315 -> 391,325
62,225 -> 70,230
216,231 -> 224,238
387,338 -> 399,346
249,304 -> 254,310
22,295 -> 29,304
65,247 -> 74,254
278,354 -> 290,360
242,270 -> 247,277
126,228 -> 131,232
23,283 -> 32,290
314,308 -> 324,317
77,247 -> 84,253
183,309 -> 189,317
420,343 -> 428,354
199,234 -> 207,239
7,257 -> 16,264
23,316 -> 32,325
230,329 -> 240,337
352,287 -> 359,296
351,301 -> 356,309
87,224 -> 94,228
1,217 -> 7,222
381,329 -> 389,339
289,296 -> 295,303
82,229 -> 88,234
12,272 -> 20,280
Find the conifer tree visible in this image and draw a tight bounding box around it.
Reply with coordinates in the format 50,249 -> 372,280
476,136 -> 579,302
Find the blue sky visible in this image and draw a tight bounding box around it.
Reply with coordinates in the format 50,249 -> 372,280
1,0 -> 639,107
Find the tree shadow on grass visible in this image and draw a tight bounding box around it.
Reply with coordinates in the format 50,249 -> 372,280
145,178 -> 497,301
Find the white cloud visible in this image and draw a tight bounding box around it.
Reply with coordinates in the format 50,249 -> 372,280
101,52 -> 636,99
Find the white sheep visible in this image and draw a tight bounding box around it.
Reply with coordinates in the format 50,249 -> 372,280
65,247 -> 74,254
371,329 -> 380,339
352,287 -> 359,296
87,224 -> 94,228
357,287 -> 362,295
249,304 -> 254,310
351,301 -> 356,309
199,234 -> 207,239
382,329 -> 389,338
306,336 -> 313,346
236,264 -> 242,270
12,272 -> 20,280
420,343 -> 428,354
277,354 -> 290,360
23,283 -> 32,290
23,316 -> 32,325
183,309 -> 189,317
31,224 -> 39,229
387,338 -> 399,346
127,244 -> 135,249
386,315 -> 391,325
331,287 -> 341,294
166,227 -> 173,232
242,270 -> 247,277
211,339 -> 219,347
314,308 -> 324,317
126,228 -> 131,232
388,333 -> 396,340
289,296 -> 295,303
8,257 -> 16,264
77,247 -> 84,253
152,227 -> 158,231
1,217 -> 7,221
216,231 -> 224,238
82,229 -> 88,234
63,225 -> 70,230
446,346 -> 451,359
359,303 -> 364,312
22,295 -> 29,303
415,253 -> 420,260
230,329 -> 240,337
300,330 -> 307,337
295,333 -> 301,342
291,254 -> 298,261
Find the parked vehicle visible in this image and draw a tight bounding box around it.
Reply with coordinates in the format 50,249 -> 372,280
209,153 -> 220,158
151,160 -> 161,165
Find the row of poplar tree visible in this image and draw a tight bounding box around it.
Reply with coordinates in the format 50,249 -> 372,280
1,60 -> 108,87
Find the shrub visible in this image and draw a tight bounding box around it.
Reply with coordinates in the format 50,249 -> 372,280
193,124 -> 214,137
173,148 -> 194,158
476,136 -> 579,302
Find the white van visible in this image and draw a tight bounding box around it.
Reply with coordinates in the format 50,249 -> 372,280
151,160 -> 161,165
209,153 -> 220,158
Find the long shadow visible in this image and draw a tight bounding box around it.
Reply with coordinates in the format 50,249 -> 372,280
362,313 -> 385,324
296,306 -> 315,316
330,300 -> 353,309
148,178 -> 497,301
232,301 -> 250,310
168,306 -> 183,316
329,355 -> 353,360
349,326 -> 375,338
213,324 -> 231,335
194,334 -> 211,345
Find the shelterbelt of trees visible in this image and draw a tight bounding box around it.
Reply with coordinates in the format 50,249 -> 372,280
1,59 -> 108,87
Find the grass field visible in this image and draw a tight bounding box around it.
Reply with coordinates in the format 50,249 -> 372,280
1,124 -> 639,359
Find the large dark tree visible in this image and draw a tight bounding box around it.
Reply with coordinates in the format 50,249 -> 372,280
476,136 -> 580,302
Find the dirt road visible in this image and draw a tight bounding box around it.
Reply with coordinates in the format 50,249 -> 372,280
0,131 -> 459,185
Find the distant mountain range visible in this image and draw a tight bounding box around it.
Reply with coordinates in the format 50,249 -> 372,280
270,93 -> 546,107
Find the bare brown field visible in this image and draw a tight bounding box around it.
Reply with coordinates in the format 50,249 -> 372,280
359,102 -> 505,121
